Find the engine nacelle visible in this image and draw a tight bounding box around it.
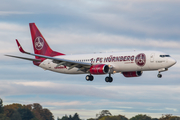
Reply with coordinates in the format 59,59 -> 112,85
122,71 -> 143,77
89,64 -> 109,75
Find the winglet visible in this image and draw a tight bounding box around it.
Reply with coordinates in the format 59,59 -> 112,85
16,39 -> 26,53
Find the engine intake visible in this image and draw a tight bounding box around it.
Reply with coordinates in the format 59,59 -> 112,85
122,71 -> 143,77
90,64 -> 109,75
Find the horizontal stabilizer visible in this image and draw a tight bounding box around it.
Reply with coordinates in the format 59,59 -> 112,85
5,55 -> 41,62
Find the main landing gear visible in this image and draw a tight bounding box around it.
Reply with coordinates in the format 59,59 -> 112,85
105,73 -> 113,83
85,75 -> 94,81
85,74 -> 113,83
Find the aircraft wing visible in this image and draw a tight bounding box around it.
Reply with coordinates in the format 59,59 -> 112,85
5,54 -> 41,62
6,40 -> 92,71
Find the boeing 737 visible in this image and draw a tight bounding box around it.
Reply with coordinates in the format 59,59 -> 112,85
5,23 -> 177,82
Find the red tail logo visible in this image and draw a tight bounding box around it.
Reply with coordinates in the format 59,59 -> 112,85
35,37 -> 44,50
29,23 -> 65,60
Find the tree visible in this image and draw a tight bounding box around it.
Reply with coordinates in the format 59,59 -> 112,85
159,114 -> 180,120
60,115 -> 69,120
152,119 -> 158,120
41,108 -> 54,120
31,103 -> 43,120
72,113 -> 80,120
31,103 -> 54,120
96,110 -> 112,119
3,103 -> 27,118
3,108 -> 14,118
87,119 -> 96,120
99,114 -> 128,120
0,113 -> 10,120
130,114 -> 152,120
17,108 -> 34,120
69,115 -> 72,120
10,110 -> 21,120
0,98 -> 3,113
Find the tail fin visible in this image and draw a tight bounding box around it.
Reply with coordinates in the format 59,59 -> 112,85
29,23 -> 65,60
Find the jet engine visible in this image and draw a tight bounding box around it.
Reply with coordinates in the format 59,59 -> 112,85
89,64 -> 109,75
122,71 -> 143,77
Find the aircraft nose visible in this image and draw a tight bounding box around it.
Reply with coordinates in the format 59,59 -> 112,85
169,58 -> 177,66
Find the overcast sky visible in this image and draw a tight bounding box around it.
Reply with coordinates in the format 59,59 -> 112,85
0,0 -> 180,119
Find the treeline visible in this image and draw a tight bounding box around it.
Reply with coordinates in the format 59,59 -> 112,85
57,113 -> 80,120
1,99 -> 180,120
59,110 -> 180,120
0,99 -> 54,120
87,110 -> 180,120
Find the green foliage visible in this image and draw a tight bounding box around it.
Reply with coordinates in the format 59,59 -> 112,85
96,110 -> 112,119
87,118 -> 96,120
30,118 -> 39,120
1,99 -> 180,120
99,115 -> 128,120
11,110 -> 21,120
159,114 -> 180,120
60,115 -> 69,120
0,98 -> 3,106
0,113 -> 10,120
58,113 -> 81,120
27,103 -> 54,120
72,113 -> 81,120
17,108 -> 34,120
0,99 -> 3,114
41,108 -> 54,120
130,114 -> 152,120
0,99 -> 54,120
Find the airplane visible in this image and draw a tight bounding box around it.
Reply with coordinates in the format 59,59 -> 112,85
5,23 -> 177,82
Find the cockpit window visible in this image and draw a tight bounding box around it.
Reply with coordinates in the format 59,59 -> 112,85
160,55 -> 170,57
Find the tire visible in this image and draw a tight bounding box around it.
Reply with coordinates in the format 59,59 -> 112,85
109,77 -> 113,82
86,75 -> 90,81
89,76 -> 94,81
157,74 -> 162,78
105,77 -> 109,82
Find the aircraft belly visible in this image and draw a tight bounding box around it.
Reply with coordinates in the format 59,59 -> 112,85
39,61 -> 85,74
111,62 -> 137,72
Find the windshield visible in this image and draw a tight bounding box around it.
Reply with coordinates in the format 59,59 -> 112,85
160,55 -> 170,57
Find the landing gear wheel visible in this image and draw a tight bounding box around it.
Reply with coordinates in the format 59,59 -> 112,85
105,77 -> 109,82
109,77 -> 113,82
86,75 -> 90,81
105,77 -> 113,83
89,75 -> 94,81
157,74 -> 162,78
86,75 -> 94,81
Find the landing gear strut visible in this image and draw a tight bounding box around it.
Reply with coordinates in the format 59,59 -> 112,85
86,75 -> 94,81
105,73 -> 113,83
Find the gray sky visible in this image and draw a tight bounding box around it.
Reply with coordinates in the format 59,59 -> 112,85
0,0 -> 180,119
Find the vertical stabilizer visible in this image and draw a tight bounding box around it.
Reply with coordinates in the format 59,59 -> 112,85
29,23 -> 65,60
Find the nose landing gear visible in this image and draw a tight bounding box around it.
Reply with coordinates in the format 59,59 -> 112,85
157,73 -> 162,78
157,68 -> 168,78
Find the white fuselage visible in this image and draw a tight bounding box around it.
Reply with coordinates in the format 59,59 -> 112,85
39,51 -> 176,74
